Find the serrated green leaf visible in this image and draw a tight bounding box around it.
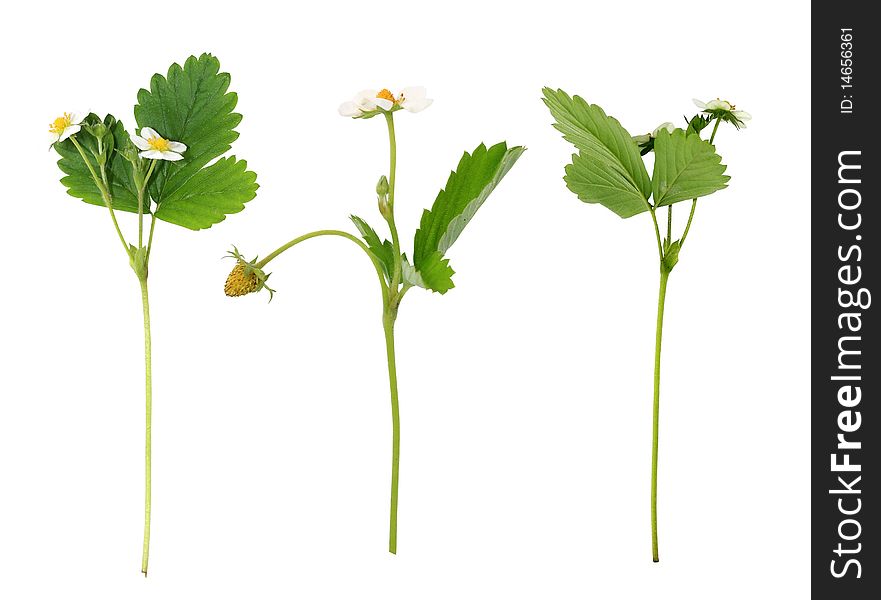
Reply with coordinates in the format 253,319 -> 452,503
564,152 -> 651,218
413,142 -> 524,269
350,215 -> 395,281
134,53 -> 256,229
542,87 -> 652,213
55,114 -> 141,213
405,251 -> 455,294
652,129 -> 729,207
153,157 -> 258,230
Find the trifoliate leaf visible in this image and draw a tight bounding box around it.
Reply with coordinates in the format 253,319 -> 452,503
350,215 -> 395,281
413,142 -> 524,269
134,53 -> 257,229
543,87 -> 652,217
652,129 -> 729,207
55,114 -> 141,213
405,251 -> 455,294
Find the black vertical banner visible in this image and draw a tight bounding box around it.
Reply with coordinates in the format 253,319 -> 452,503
812,3 -> 879,598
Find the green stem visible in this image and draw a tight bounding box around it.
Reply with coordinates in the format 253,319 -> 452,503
666,205 -> 672,241
255,230 -> 388,300
709,118 -> 721,145
651,267 -> 670,563
146,214 -> 157,261
383,310 -> 400,554
680,119 -> 721,249
649,209 -> 664,260
680,200 -> 697,248
383,113 -> 403,289
138,161 -> 156,248
254,227 -> 400,551
69,135 -> 129,256
139,276 -> 153,576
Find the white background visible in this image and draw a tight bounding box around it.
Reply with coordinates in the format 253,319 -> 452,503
0,1 -> 810,598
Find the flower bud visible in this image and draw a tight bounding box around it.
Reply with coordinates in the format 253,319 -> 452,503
376,175 -> 390,197
376,175 -> 392,219
85,122 -> 108,139
378,195 -> 392,219
129,245 -> 148,280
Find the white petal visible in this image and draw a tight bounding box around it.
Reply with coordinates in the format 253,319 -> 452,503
732,110 -> 751,122
48,131 -> 61,145
652,122 -> 675,136
354,90 -> 378,110
139,150 -> 164,160
130,134 -> 152,150
692,98 -> 707,110
632,134 -> 651,145
58,125 -> 81,142
168,141 -> 187,152
356,96 -> 378,111
69,112 -> 87,125
159,151 -> 185,161
373,97 -> 394,111
705,99 -> 731,111
401,86 -> 427,101
402,97 -> 432,113
139,126 -> 160,139
338,101 -> 362,117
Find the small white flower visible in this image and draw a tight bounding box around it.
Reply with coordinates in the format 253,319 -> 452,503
48,112 -> 85,144
338,87 -> 432,117
652,122 -> 676,137
693,97 -> 752,129
130,127 -> 187,161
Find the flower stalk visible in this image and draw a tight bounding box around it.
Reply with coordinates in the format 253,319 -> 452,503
139,276 -> 153,576
49,56 -> 258,576
544,88 -> 745,562
234,112 -> 408,554
73,132 -> 159,574
645,108 -> 736,563
227,86 -> 521,553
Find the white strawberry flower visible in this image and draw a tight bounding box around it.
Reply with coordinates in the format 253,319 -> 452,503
693,98 -> 752,129
338,87 -> 433,118
48,111 -> 85,144
130,127 -> 187,161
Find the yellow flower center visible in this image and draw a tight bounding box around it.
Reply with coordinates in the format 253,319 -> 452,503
49,113 -> 73,135
147,135 -> 171,151
376,89 -> 397,103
